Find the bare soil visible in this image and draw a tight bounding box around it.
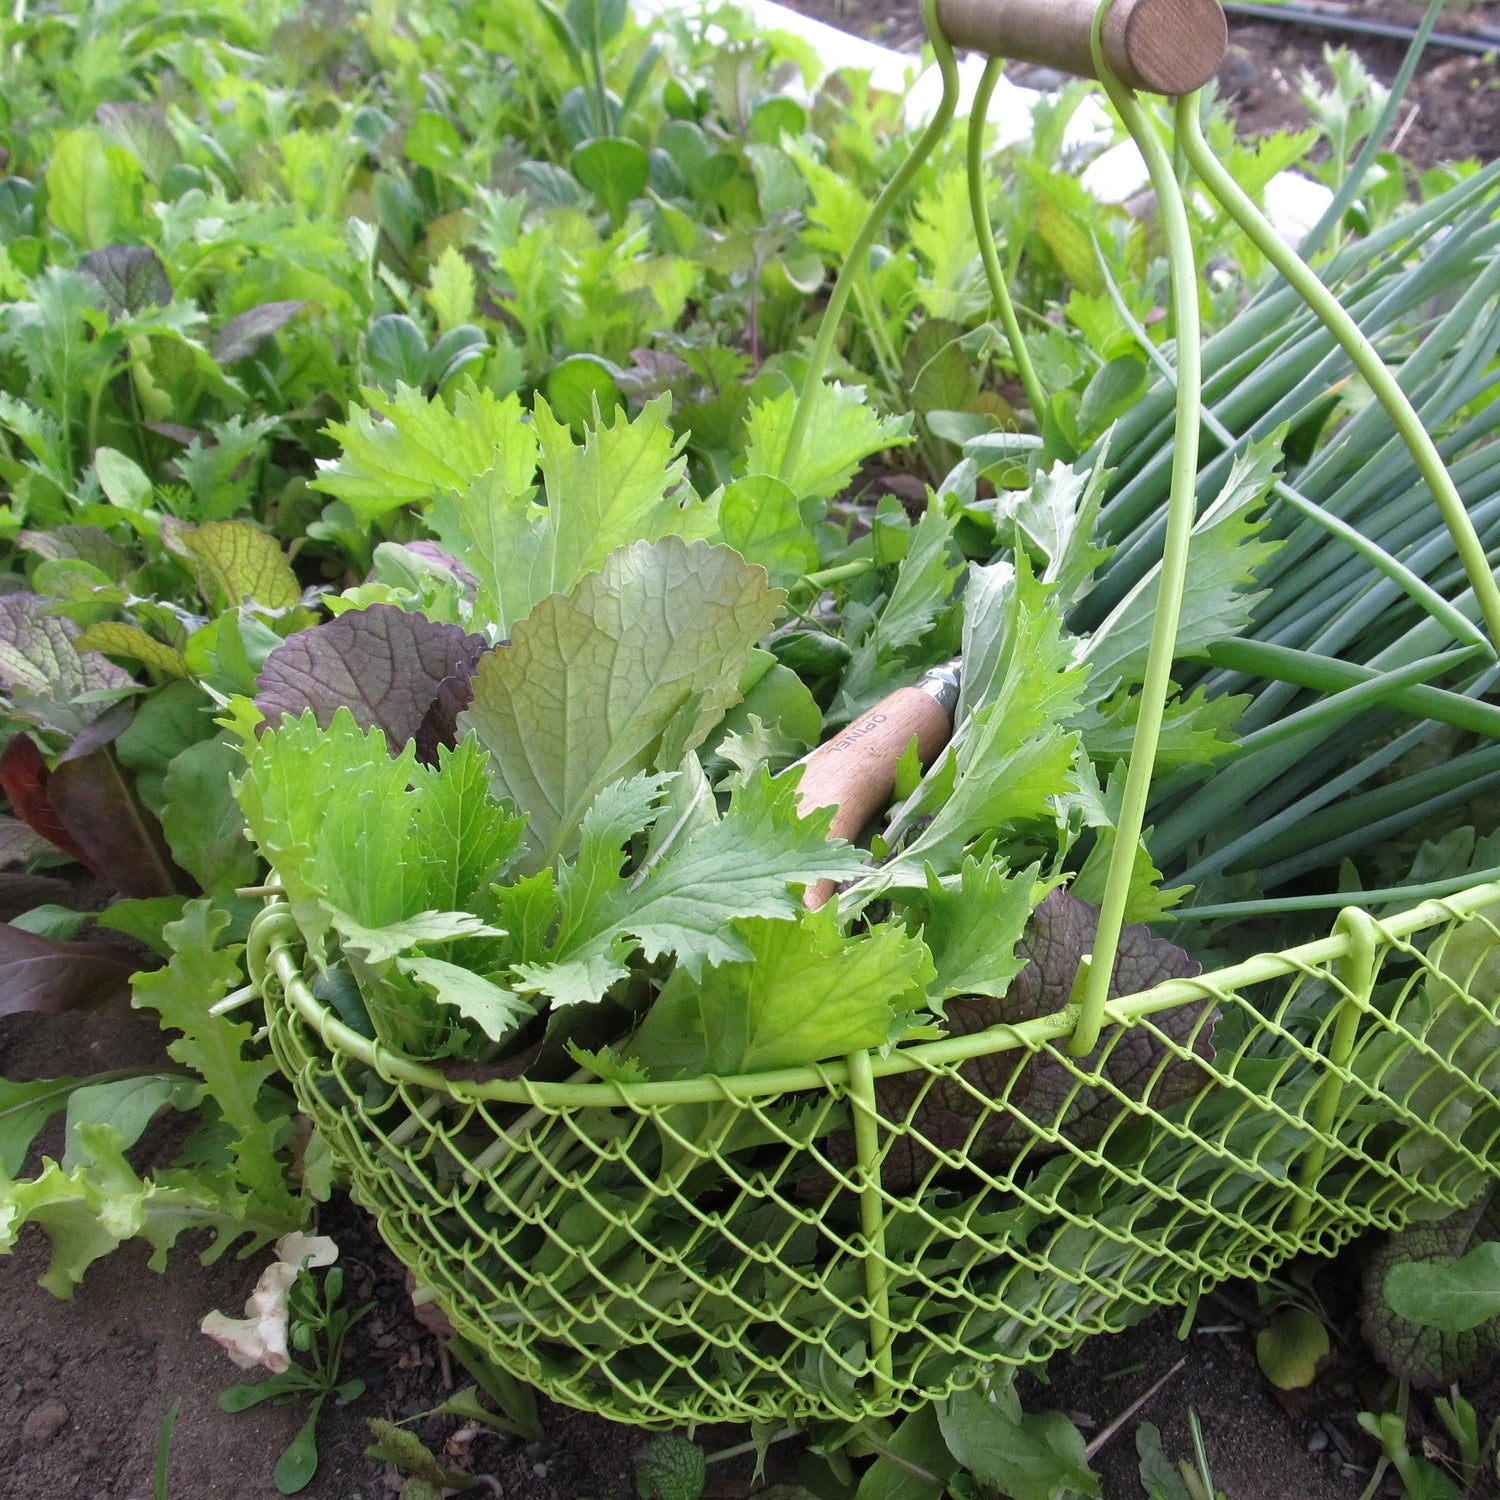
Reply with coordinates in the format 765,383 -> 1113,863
775,0 -> 1500,168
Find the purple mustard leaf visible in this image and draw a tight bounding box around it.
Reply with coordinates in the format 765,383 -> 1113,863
254,605 -> 488,760
841,888 -> 1213,1191
414,642 -> 491,765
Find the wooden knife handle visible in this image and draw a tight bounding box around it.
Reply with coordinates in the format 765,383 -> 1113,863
798,671 -> 958,911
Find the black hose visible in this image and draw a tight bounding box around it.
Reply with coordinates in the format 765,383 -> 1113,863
1221,0 -> 1500,57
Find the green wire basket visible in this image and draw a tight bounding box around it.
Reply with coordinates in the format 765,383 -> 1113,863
244,0 -> 1500,1433
249,887 -> 1500,1427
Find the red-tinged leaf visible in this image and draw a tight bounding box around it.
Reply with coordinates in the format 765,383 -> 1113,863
211,300 -> 306,364
0,875 -> 76,921
0,923 -> 142,1015
0,734 -> 92,865
255,605 -> 488,763
830,889 -> 1213,1191
47,743 -> 193,899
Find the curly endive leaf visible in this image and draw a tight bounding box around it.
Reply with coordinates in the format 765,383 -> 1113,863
851,888 -> 1211,1191
0,1124 -> 285,1298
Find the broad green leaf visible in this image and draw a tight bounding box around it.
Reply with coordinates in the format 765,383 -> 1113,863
131,900 -> 297,1219
312,382 -> 537,525
571,137 -> 649,224
114,679 -> 218,815
514,768 -> 864,1008
1384,1244 -> 1500,1334
94,446 -> 153,511
62,1073 -> 200,1169
460,538 -> 783,867
46,129 -> 141,248
744,382 -> 912,505
1256,1306 -> 1330,1389
1135,1424 -> 1194,1500
171,521 -> 302,611
853,1403 -> 957,1500
718,474 -> 818,588
937,1381 -> 1102,1500
158,737 -> 263,894
628,906 -> 930,1078
0,1076 -> 89,1175
544,354 -> 624,431
75,622 -> 187,679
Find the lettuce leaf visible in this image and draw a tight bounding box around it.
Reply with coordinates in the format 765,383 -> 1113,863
460,538 -> 783,869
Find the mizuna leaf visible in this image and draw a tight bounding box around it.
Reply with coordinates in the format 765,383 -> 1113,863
395,956 -> 534,1043
743,381 -> 912,505
513,769 -> 865,1009
167,520 -> 301,611
312,382 -> 538,525
331,910 -> 508,966
460,538 -> 783,868
628,907 -> 930,1078
254,605 -> 488,761
0,923 -> 141,1015
1082,437 -> 1282,694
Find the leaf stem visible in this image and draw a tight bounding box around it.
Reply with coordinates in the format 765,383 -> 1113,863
967,58 -> 1046,425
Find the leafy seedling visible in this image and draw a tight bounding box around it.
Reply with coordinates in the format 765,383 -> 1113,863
218,1262 -> 370,1494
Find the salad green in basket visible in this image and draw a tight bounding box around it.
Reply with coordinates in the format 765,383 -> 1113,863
233,382 -> 1500,1424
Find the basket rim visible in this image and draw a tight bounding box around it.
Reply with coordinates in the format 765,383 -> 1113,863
247,878 -> 1500,1109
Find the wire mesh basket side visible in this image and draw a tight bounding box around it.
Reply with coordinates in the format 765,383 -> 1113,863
255,892 -> 1500,1427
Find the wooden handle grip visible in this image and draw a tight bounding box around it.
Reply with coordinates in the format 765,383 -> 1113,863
935,0 -> 1227,95
798,686 -> 955,911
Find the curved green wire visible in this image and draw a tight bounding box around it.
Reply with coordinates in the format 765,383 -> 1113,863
1176,94 -> 1500,657
967,57 -> 1048,425
1072,15 -> 1203,1058
777,0 -> 960,486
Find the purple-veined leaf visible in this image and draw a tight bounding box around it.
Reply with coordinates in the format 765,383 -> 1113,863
254,605 -> 489,763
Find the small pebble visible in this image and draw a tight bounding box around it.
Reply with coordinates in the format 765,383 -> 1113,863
22,1398 -> 70,1452
1307,1427 -> 1330,1454
33,1352 -> 59,1379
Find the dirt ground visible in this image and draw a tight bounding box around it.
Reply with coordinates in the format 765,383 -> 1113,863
5,4 -> 1500,1499
777,0 -> 1500,169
